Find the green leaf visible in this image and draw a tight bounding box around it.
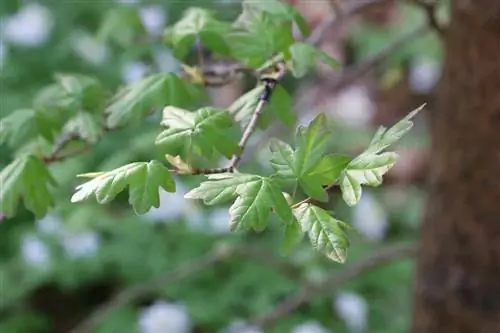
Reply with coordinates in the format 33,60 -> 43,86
105,73 -> 193,128
280,219 -> 304,254
338,106 -> 424,206
269,114 -> 339,201
242,0 -> 310,37
286,42 -> 341,78
184,173 -> 259,205
293,203 -> 349,263
367,104 -> 425,154
164,8 -> 230,59
71,160 -> 176,214
228,85 -> 264,124
97,7 -> 145,47
55,74 -> 106,112
268,85 -> 296,127
185,174 -> 295,231
63,113 -> 102,144
340,152 -> 398,206
155,106 -> 240,159
0,155 -> 57,218
0,109 -> 60,146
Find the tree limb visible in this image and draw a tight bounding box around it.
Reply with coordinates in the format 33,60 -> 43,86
250,242 -> 416,329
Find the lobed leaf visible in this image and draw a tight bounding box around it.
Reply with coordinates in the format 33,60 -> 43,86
155,106 -> 240,159
105,73 -> 193,128
293,203 -> 349,263
71,160 -> 176,214
0,155 -> 57,218
286,42 -> 341,78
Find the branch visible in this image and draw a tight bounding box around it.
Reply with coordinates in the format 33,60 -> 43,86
250,242 -> 416,329
70,244 -> 301,333
42,133 -> 90,164
70,249 -> 225,333
228,62 -> 287,171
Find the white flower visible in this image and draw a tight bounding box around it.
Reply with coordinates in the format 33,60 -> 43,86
121,61 -> 150,84
223,320 -> 262,333
2,3 -> 53,47
409,58 -> 441,93
292,321 -> 330,333
138,301 -> 192,333
352,192 -> 388,242
21,234 -> 50,268
329,85 -> 374,128
140,6 -> 167,36
71,30 -> 108,65
333,292 -> 368,333
61,231 -> 101,259
36,214 -> 63,236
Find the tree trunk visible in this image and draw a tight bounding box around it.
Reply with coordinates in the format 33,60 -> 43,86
412,2 -> 500,333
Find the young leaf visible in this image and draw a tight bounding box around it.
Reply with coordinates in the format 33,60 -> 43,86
338,106 -> 424,206
63,113 -> 102,144
164,8 -> 231,59
155,106 -> 240,159
340,152 -> 398,206
0,109 -> 60,146
293,203 -> 349,263
268,85 -> 296,127
105,73 -> 192,128
367,104 -> 425,154
71,160 -> 176,214
0,155 -> 57,218
55,74 -> 106,112
269,114 -> 342,201
184,173 -> 260,205
186,174 -> 295,231
286,42 -> 341,78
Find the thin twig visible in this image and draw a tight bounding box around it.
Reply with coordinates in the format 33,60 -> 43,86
411,0 -> 445,36
228,62 -> 288,170
70,244 -> 301,333
250,242 -> 416,329
42,133 -> 89,163
70,249 -> 225,333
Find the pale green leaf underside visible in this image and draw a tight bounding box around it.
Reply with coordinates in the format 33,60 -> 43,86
293,203 -> 349,263
71,160 -> 175,214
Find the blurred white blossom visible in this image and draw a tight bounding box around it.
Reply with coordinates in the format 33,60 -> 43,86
61,231 -> 101,259
2,3 -> 53,47
21,234 -> 50,268
292,321 -> 330,333
330,85 -> 374,128
352,192 -> 388,241
71,30 -> 108,65
333,291 -> 368,333
36,214 -> 63,235
121,61 -> 150,84
409,58 -> 441,93
223,320 -> 263,333
140,6 -> 167,36
138,301 -> 192,333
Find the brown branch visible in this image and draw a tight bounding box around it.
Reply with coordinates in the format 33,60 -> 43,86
42,133 -> 89,164
250,242 -> 416,329
70,249 -> 225,333
70,244 -> 302,333
228,63 -> 288,170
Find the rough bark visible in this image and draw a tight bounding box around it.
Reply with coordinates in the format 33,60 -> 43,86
412,2 -> 500,333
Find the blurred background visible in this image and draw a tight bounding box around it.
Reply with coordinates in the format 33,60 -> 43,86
1,0 -> 448,332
